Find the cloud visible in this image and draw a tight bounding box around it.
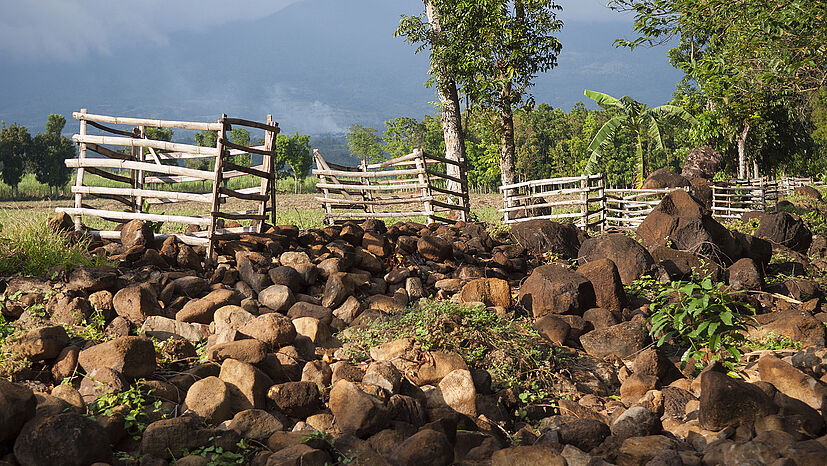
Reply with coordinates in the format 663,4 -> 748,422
0,0 -> 302,62
264,84 -> 349,135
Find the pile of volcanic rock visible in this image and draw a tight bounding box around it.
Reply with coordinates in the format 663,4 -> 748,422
2,184 -> 827,465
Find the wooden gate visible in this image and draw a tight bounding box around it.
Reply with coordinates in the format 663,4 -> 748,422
56,109 -> 279,259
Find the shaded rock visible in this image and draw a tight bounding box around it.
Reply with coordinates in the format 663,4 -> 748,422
67,266 -> 117,293
510,219 -> 584,259
534,315 -> 571,346
141,415 -> 240,460
749,310 -> 826,348
726,258 -> 765,291
329,380 -> 389,438
13,413 -> 112,466
266,444 -> 331,465
642,168 -> 691,189
756,212 -> 812,254
236,251 -> 272,294
699,367 -> 777,431
78,336 -> 155,379
267,381 -> 321,419
578,233 -> 654,284
579,316 -> 649,359
491,445 -> 566,466
51,345 -> 80,382
650,245 -> 722,281
518,264 -> 595,318
417,234 -> 453,262
208,339 -> 267,364
9,325 -> 69,361
0,379 -> 36,443
78,367 -> 127,403
577,258 -> 626,311
794,185 -> 822,201
322,272 -> 354,309
611,406 -> 662,440
681,146 -> 724,180
228,409 -> 283,440
393,428 -> 454,466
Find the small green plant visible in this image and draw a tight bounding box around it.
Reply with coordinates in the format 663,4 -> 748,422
180,437 -> 260,465
0,314 -> 15,340
340,300 -> 560,404
747,332 -> 802,351
648,278 -> 753,372
87,382 -> 162,439
625,275 -> 660,299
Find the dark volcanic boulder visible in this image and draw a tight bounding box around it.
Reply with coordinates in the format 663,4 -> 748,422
641,168 -> 691,189
726,258 -> 765,291
637,189 -> 742,265
518,264 -> 596,318
14,413 -> 113,466
681,146 -> 724,180
794,185 -> 822,201
650,245 -> 722,281
0,379 -> 36,443
510,219 -> 585,259
578,234 -> 654,285
699,367 -> 777,431
576,259 -> 626,311
755,212 -> 812,254
417,235 -> 453,262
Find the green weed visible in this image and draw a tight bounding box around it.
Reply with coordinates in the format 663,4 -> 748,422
88,382 -> 163,439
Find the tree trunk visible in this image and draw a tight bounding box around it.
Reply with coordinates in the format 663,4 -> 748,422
294,171 -> 299,194
753,158 -> 759,179
426,1 -> 465,195
737,121 -> 751,179
499,83 -> 517,187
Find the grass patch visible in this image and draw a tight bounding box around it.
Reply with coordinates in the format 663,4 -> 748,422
340,300 -> 560,404
0,214 -> 107,276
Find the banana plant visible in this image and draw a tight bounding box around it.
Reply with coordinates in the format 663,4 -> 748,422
582,89 -> 696,187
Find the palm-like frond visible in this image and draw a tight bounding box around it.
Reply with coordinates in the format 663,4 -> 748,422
584,89 -> 622,109
648,105 -> 697,125
646,117 -> 665,153
584,115 -> 626,175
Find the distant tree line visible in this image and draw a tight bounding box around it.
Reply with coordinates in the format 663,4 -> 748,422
0,114 -> 74,198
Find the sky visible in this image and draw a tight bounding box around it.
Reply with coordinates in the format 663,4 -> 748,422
0,0 -> 679,136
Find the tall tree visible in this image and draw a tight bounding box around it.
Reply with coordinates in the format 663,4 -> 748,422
0,122 -> 32,199
383,117 -> 427,157
583,90 -> 696,186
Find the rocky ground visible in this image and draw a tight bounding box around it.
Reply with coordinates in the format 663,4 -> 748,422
3,170 -> 827,465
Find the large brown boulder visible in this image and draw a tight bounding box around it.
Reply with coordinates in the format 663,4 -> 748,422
681,146 -> 724,180
755,212 -> 812,254
78,336 -> 156,380
510,219 -> 585,259
699,367 -> 777,431
642,168 -> 690,189
578,233 -> 654,284
650,245 -> 722,281
120,219 -> 154,249
576,259 -> 626,311
329,380 -> 390,438
14,413 -> 113,466
637,189 -> 742,265
579,316 -> 649,359
518,264 -> 596,318
0,379 -> 36,443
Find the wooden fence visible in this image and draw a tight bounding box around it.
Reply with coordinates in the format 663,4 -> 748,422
56,109 -> 279,259
605,188 -> 684,229
499,174 -> 606,230
313,148 -> 470,225
711,179 -> 779,220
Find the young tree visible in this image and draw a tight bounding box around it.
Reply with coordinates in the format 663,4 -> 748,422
275,133 -> 312,193
583,90 -> 696,186
346,124 -> 385,163
0,122 -> 32,199
31,114 -> 74,197
228,128 -> 252,167
383,117 -> 427,157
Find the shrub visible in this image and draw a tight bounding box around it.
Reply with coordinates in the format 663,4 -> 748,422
340,300 -> 560,404
648,278 -> 753,372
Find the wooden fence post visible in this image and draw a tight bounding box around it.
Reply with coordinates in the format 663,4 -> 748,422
416,149 -> 434,224
598,174 -> 606,232
257,114 -> 277,231
73,108 -> 88,230
580,175 -> 588,229
207,114 -> 227,261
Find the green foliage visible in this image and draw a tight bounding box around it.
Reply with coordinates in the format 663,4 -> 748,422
346,124 -> 385,163
180,437 -> 259,465
747,333 -> 802,352
0,122 -> 33,198
275,132 -> 312,193
88,382 -> 162,439
340,300 -> 559,403
648,278 -> 753,371
583,89 -> 696,186
0,216 -> 107,276
0,314 -> 15,340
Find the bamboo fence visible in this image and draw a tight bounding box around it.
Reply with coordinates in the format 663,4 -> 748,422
57,109 -> 280,259
312,148 -> 470,225
499,174 -> 606,230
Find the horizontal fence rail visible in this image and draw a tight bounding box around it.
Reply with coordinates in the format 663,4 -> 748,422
312,148 -> 470,225
57,108 -> 280,259
500,174 -> 820,231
